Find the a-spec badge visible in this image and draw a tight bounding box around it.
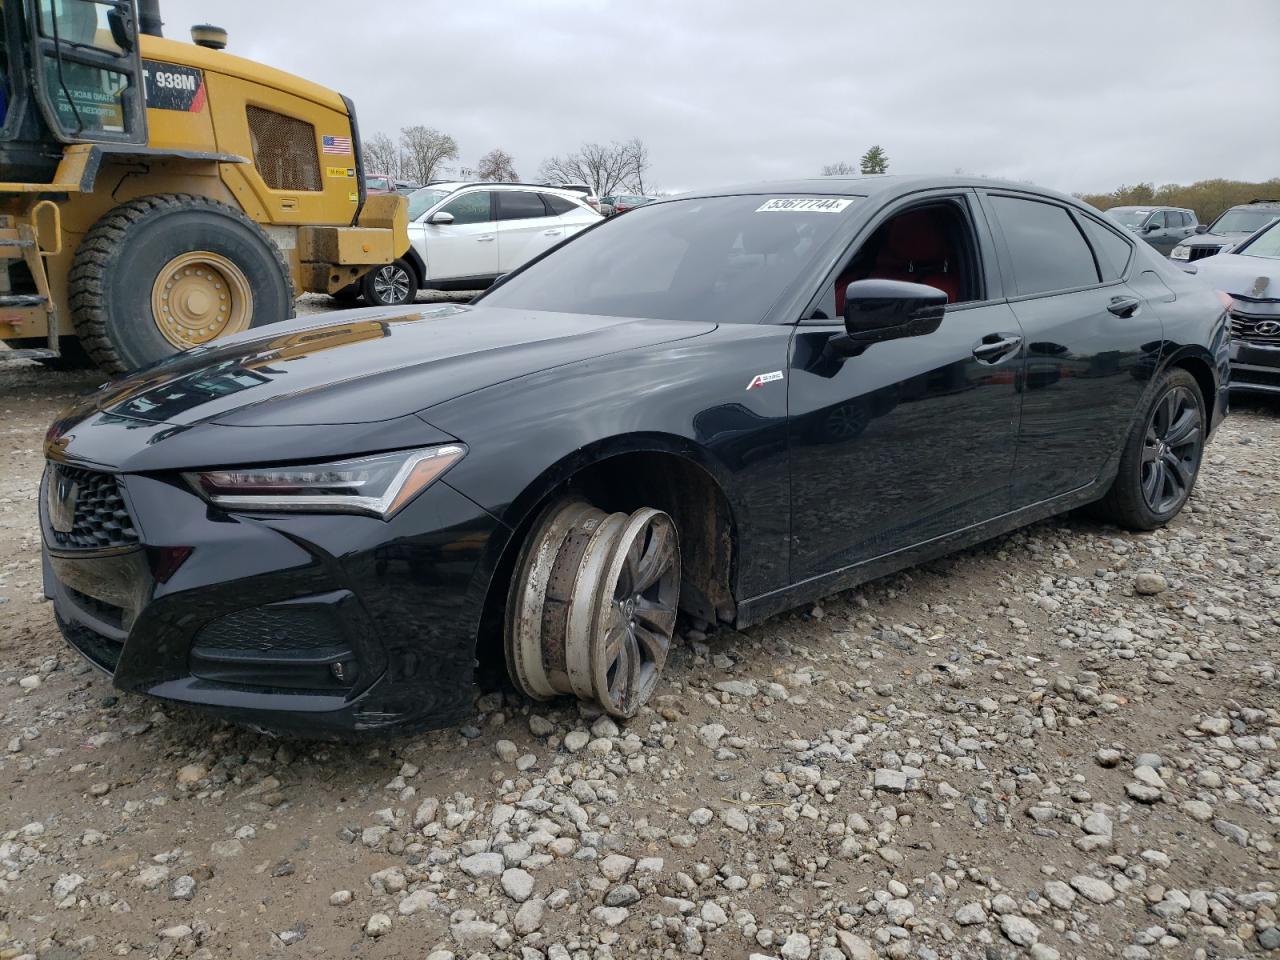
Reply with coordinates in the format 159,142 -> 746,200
746,371 -> 784,391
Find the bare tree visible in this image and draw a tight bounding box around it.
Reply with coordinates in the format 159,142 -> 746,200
477,148 -> 519,182
398,126 -> 459,184
364,132 -> 401,177
821,161 -> 858,176
538,138 -> 652,197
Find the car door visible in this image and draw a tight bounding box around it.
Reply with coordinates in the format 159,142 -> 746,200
1142,211 -> 1176,254
981,192 -> 1165,507
544,191 -> 600,239
786,190 -> 1023,582
494,191 -> 565,274
422,190 -> 498,283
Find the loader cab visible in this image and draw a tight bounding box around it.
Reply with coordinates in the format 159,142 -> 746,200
1,0 -> 146,179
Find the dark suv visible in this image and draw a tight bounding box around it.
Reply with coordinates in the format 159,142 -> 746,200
1106,206 -> 1198,255
1171,200 -> 1280,264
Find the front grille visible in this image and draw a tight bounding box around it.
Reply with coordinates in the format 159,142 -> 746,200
46,464 -> 139,551
247,106 -> 322,191
1187,246 -> 1221,262
1231,313 -> 1280,344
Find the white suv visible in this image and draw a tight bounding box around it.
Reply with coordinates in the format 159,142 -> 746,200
356,182 -> 602,306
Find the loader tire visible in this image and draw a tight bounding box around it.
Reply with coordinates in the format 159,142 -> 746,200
68,194 -> 294,373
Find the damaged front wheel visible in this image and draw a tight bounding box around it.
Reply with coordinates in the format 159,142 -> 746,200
506,499 -> 680,718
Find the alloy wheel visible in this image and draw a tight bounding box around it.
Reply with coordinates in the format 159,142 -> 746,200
1141,385 -> 1202,514
371,264 -> 412,305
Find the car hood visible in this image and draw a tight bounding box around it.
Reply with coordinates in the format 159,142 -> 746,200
1192,254 -> 1280,301
73,304 -> 717,428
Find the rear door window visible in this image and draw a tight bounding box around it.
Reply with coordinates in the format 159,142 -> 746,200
989,195 -> 1100,296
496,190 -> 550,221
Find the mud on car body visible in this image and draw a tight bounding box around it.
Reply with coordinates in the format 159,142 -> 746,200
41,175 -> 1229,737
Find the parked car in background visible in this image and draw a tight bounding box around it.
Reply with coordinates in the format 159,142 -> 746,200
354,182 -> 601,305
40,175 -> 1228,735
1105,206 -> 1198,255
1171,200 -> 1280,264
600,194 -> 656,216
1188,216 -> 1280,395
366,174 -> 422,195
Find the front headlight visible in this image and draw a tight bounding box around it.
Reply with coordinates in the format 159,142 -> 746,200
185,444 -> 466,519
1171,245 -> 1190,260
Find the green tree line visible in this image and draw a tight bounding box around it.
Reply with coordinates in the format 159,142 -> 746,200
1075,178 -> 1280,225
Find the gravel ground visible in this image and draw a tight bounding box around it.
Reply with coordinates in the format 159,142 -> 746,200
0,315 -> 1277,960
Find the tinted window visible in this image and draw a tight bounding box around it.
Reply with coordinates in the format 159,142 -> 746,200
990,196 -> 1100,295
1077,215 -> 1133,282
1174,211 -> 1189,227
1147,211 -> 1166,228
543,193 -> 579,215
496,191 -> 550,221
481,194 -> 857,323
439,191 -> 493,225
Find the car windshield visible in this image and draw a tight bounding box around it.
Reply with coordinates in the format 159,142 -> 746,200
480,194 -> 858,322
1108,209 -> 1150,227
407,187 -> 452,220
1236,220 -> 1280,259
1210,209 -> 1280,234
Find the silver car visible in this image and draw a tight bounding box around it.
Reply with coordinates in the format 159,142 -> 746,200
1189,218 -> 1280,395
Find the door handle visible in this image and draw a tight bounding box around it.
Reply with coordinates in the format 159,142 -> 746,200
1107,295 -> 1141,318
543,229 -> 563,236
972,333 -> 1022,364
476,235 -> 495,242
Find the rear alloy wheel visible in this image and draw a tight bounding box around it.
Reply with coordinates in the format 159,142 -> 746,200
1092,368 -> 1205,530
1141,384 -> 1202,514
361,259 -> 417,307
506,499 -> 680,718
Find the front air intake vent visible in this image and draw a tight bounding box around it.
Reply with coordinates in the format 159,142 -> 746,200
246,106 -> 322,192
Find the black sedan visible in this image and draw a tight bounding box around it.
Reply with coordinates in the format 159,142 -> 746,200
41,176 -> 1230,737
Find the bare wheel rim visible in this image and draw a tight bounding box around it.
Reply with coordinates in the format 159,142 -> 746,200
505,501 -> 680,718
150,250 -> 253,349
1141,384 -> 1202,514
506,500 -> 600,700
372,264 -> 412,304
590,509 -> 680,718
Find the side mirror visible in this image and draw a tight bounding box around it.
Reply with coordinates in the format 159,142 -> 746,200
1194,224 -> 1209,234
428,211 -> 455,225
1143,223 -> 1158,233
839,279 -> 947,346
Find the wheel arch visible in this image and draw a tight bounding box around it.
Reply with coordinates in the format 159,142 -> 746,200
471,434 -> 741,687
401,246 -> 427,287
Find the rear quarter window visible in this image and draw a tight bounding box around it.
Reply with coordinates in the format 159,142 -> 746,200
990,195 -> 1100,296
1076,215 -> 1133,282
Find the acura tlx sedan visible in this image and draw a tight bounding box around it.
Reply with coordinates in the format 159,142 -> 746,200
41,175 -> 1230,737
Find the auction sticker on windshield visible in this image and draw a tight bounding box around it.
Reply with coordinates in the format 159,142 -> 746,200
756,198 -> 853,213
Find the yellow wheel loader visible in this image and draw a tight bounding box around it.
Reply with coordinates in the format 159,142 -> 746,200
0,0 -> 408,372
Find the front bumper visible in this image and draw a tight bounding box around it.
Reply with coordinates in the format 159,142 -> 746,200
1228,339 -> 1280,394
41,467 -> 504,737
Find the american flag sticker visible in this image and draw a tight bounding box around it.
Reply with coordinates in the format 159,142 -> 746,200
322,135 -> 352,155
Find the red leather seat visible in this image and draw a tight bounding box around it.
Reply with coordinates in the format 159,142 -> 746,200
835,210 -> 960,313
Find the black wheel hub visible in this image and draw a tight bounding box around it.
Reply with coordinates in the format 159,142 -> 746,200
1141,385 -> 1202,514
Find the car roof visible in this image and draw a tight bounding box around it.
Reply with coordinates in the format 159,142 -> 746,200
1107,205 -> 1190,212
675,174 -> 1093,210
426,181 -> 585,196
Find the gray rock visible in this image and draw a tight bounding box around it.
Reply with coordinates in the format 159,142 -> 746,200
1070,875 -> 1116,904
955,902 -> 988,925
501,867 -> 535,902
459,852 -> 505,879
999,914 -> 1040,946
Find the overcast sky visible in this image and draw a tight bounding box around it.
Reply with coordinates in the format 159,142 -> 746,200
161,0 -> 1279,195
